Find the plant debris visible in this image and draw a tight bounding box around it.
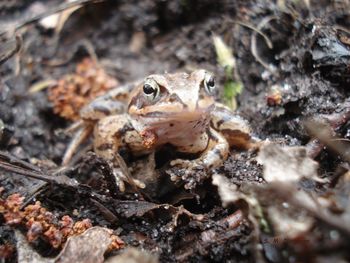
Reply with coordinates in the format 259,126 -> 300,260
48,58 -> 118,120
0,191 -> 124,254
1,1 -> 350,262
0,193 -> 95,248
16,226 -> 123,263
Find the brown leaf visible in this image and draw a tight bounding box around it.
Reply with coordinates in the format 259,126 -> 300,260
105,247 -> 158,263
16,227 -> 123,263
55,227 -> 116,263
257,143 -> 321,183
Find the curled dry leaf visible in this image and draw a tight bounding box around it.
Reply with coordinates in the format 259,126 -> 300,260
256,143 -> 350,237
257,143 -> 321,183
16,227 -> 124,263
212,173 -> 239,207
267,206 -> 313,239
55,227 -> 123,263
256,144 -> 318,238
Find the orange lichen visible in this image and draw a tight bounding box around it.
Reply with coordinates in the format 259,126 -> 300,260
48,58 -> 118,120
0,193 -> 24,225
108,234 -> 125,251
0,193 -> 99,249
0,244 -> 14,260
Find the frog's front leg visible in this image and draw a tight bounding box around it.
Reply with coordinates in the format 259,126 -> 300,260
62,86 -> 130,165
211,102 -> 252,149
80,81 -> 139,121
167,128 -> 229,189
94,114 -> 145,192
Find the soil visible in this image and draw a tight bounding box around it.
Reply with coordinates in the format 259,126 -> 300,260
0,1 -> 349,262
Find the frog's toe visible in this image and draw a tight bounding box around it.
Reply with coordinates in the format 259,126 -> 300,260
167,167 -> 183,182
170,159 -> 192,167
115,174 -> 126,192
132,178 -> 146,189
111,167 -> 145,192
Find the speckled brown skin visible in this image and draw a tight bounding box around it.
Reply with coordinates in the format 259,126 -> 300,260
64,70 -> 251,190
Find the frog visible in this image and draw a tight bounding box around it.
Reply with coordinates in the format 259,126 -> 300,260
62,70 -> 252,191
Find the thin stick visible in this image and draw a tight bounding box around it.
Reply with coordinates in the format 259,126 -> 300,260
250,16 -> 278,74
0,160 -> 58,183
0,150 -> 41,172
0,35 -> 22,65
62,125 -> 92,166
0,0 -> 103,36
236,21 -> 273,49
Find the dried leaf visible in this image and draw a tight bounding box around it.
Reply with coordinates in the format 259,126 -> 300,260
16,231 -> 51,263
212,173 -> 239,207
117,200 -> 162,218
55,227 -> 118,263
105,247 -> 158,263
257,143 -> 322,183
16,227 -> 123,263
212,35 -> 235,69
267,206 -> 313,239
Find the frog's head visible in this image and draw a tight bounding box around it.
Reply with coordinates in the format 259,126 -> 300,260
128,70 -> 216,133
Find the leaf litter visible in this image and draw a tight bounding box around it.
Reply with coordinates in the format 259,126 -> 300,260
0,1 -> 350,262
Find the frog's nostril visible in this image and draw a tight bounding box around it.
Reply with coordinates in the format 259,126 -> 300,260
168,93 -> 181,103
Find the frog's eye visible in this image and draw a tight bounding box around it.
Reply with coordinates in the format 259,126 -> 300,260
143,79 -> 160,100
204,73 -> 215,95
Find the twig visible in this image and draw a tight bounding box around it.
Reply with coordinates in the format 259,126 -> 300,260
62,125 -> 93,166
90,198 -> 118,223
0,159 -> 77,186
236,21 -> 273,49
0,150 -> 41,172
0,0 -> 104,65
0,150 -> 98,198
0,0 -> 104,37
20,182 -> 48,209
42,38 -> 100,66
250,16 -> 278,75
0,34 -> 22,65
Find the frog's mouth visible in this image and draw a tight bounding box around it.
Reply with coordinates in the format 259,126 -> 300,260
135,104 -> 214,123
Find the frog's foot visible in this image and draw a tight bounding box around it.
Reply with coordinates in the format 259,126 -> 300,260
167,159 -> 209,189
111,167 -> 146,192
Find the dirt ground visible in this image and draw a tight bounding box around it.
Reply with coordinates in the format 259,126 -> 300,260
0,0 -> 349,262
